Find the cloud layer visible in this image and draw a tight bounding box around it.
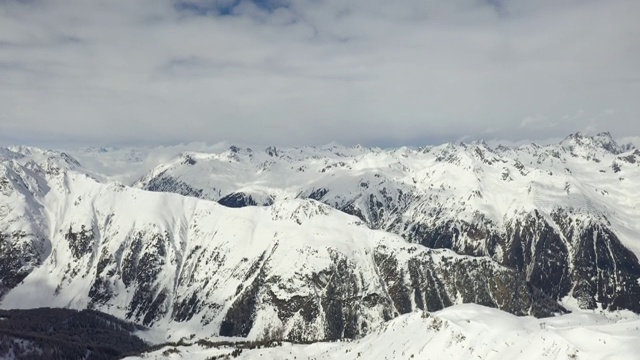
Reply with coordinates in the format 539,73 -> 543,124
1,0 -> 639,146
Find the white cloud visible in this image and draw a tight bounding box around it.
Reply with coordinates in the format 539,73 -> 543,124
1,0 -> 639,147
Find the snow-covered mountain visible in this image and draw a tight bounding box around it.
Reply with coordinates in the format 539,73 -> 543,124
0,146 -> 558,342
124,303 -> 640,360
133,132 -> 640,314
62,142 -> 232,185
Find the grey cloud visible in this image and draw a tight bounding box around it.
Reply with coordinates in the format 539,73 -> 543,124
0,0 -> 639,147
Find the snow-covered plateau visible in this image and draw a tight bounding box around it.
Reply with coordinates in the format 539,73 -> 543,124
1,132 -> 640,359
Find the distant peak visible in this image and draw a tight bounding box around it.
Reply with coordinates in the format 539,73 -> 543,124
566,131 -> 585,139
593,132 -> 626,154
560,131 -> 626,154
564,131 -> 613,142
494,144 -> 511,153
265,146 -> 279,157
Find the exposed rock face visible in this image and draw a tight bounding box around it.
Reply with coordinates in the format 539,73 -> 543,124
557,217 -> 640,312
373,244 -> 565,318
401,210 -> 640,313
0,231 -> 42,298
144,171 -> 204,198
212,240 -> 562,341
504,212 -> 572,300
0,151 -> 50,299
218,192 -> 271,208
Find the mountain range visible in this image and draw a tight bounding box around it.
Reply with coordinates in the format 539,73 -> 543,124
1,132 -> 639,355
133,132 -> 640,314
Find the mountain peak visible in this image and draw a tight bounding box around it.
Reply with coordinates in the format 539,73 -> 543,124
265,146 -> 279,157
561,131 -> 627,155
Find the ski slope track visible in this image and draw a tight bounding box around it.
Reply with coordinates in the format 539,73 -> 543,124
134,132 -> 640,314
0,146 -> 559,343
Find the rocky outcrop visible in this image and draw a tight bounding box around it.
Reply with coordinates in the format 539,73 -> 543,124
218,192 -> 273,208
0,231 -> 42,298
395,209 -> 640,313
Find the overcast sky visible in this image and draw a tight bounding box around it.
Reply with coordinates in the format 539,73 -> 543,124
1,0 -> 639,147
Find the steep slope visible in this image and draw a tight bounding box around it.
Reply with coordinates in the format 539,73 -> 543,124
0,148 -> 559,342
0,146 -> 79,297
133,133 -> 640,313
123,303 -> 640,360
